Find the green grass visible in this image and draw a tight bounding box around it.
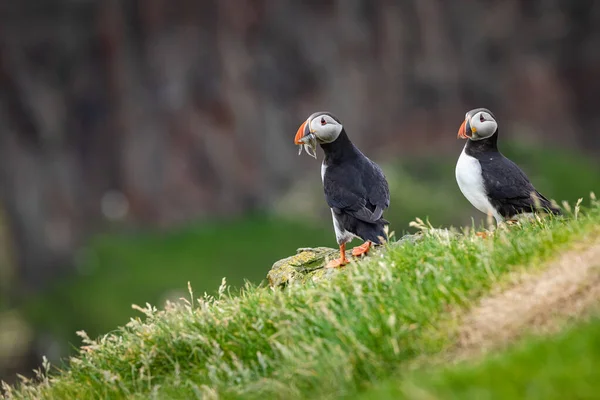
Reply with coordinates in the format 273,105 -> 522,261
4,198 -> 599,399
358,317 -> 600,400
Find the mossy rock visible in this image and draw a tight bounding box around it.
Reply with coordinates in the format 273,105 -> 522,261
267,233 -> 425,288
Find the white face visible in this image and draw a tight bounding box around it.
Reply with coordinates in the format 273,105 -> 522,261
468,110 -> 498,140
308,113 -> 343,144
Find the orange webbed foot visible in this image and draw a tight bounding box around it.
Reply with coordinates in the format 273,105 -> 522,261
325,258 -> 349,269
476,231 -> 490,239
352,241 -> 372,257
326,243 -> 349,268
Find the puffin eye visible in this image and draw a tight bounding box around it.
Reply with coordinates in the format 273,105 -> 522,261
480,114 -> 485,123
321,117 -> 326,125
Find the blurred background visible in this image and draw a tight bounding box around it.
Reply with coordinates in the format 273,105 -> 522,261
1,0 -> 599,383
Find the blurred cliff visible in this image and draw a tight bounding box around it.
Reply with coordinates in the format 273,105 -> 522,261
2,0 -> 600,293
1,0 -> 599,382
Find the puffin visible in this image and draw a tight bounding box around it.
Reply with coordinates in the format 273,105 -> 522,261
456,107 -> 561,224
294,112 -> 390,268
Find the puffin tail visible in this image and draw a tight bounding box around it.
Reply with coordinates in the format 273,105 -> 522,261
356,218 -> 389,245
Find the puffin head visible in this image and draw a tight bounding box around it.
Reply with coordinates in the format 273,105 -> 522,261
294,112 -> 343,158
457,108 -> 498,141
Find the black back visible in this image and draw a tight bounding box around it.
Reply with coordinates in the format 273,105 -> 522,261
321,129 -> 390,242
466,131 -> 560,218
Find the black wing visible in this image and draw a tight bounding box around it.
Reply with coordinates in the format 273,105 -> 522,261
323,158 -> 390,223
480,155 -> 557,217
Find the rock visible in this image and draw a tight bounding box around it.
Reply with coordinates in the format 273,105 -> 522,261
266,233 -> 425,288
266,247 -> 341,288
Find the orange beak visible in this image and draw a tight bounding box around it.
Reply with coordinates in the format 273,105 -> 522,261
457,119 -> 470,139
294,120 -> 309,145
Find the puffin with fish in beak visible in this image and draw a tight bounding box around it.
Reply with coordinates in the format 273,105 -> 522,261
456,107 -> 561,224
295,112 -> 390,268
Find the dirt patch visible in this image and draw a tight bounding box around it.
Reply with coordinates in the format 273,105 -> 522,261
457,235 -> 600,355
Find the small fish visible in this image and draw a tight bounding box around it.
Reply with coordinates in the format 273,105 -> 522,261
297,133 -> 317,159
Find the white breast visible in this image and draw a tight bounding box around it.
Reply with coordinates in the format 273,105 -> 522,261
321,162 -> 327,183
330,209 -> 356,245
456,148 -> 502,223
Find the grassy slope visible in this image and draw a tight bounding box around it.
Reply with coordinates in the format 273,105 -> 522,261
5,199 -> 599,399
359,318 -> 600,400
